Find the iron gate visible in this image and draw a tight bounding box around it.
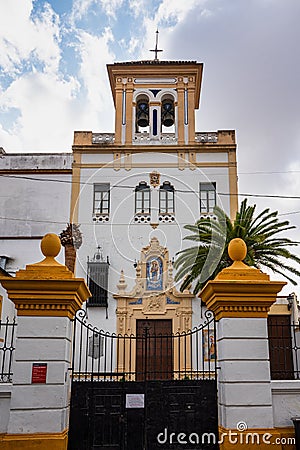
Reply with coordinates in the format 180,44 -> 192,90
68,310 -> 218,450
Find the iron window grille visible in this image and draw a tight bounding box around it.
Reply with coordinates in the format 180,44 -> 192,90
93,184 -> 110,215
159,181 -> 175,214
135,181 -> 151,214
87,259 -> 109,308
199,182 -> 216,213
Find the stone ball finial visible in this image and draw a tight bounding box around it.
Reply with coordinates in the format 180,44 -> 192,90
228,238 -> 247,262
41,233 -> 61,258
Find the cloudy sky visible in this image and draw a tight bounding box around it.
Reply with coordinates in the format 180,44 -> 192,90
0,0 -> 300,288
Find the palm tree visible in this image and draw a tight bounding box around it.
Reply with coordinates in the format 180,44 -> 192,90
174,199 -> 300,295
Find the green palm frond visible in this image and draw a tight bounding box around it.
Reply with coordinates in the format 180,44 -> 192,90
175,198 -> 300,294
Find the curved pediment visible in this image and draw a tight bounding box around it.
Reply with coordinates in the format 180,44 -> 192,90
114,237 -> 193,335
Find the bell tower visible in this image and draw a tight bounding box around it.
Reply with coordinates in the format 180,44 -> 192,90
107,60 -> 203,146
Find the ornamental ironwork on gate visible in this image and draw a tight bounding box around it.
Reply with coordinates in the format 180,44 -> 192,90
0,317 -> 17,383
69,310 -> 218,450
70,309 -> 216,382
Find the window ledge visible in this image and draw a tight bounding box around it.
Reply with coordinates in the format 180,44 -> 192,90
134,214 -> 151,224
158,214 -> 175,223
92,214 -> 110,223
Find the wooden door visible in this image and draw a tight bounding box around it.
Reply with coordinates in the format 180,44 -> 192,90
268,315 -> 293,379
136,320 -> 173,380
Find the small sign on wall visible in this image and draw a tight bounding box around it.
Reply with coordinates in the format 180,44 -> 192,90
32,363 -> 47,384
126,394 -> 144,409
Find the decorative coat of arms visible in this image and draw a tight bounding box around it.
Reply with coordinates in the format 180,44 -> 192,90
149,171 -> 160,188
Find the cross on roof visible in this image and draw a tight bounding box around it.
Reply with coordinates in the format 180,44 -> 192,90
150,29 -> 163,61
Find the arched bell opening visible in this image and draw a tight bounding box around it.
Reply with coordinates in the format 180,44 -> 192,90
136,95 -> 150,133
161,95 -> 175,134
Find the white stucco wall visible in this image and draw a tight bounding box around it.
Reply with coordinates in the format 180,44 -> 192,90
271,381 -> 300,427
0,385 -> 12,433
76,149 -> 232,331
0,148 -> 232,330
0,153 -> 72,319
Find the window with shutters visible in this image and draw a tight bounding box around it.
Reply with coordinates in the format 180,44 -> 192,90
135,181 -> 151,214
199,182 -> 216,213
159,181 -> 174,214
87,260 -> 109,307
93,183 -> 110,215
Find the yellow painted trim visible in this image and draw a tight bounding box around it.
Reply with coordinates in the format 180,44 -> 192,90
70,151 -> 81,224
1,279 -> 90,319
113,238 -> 194,377
218,425 -> 295,449
75,161 -> 232,169
188,86 -> 196,144
124,152 -> 132,170
125,83 -> 133,145
114,82 -> 123,145
73,131 -> 92,145
177,84 -> 185,145
269,303 -> 291,315
73,145 -> 236,154
106,61 -> 203,108
0,429 -> 68,450
228,149 -> 238,220
200,280 -> 285,320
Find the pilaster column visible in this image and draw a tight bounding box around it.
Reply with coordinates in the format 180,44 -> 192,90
0,234 -> 90,450
114,79 -> 124,145
200,238 -> 291,449
177,78 -> 185,145
187,83 -> 196,144
125,79 -> 134,145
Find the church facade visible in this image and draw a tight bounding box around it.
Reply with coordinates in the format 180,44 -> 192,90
64,59 -> 238,334
0,58 -> 238,333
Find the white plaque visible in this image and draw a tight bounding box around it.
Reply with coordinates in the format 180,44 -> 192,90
126,394 -> 145,408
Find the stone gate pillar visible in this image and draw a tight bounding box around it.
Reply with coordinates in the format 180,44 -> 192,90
200,238 -> 294,449
0,234 -> 90,450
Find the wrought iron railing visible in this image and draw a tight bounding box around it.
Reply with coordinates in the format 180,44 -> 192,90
71,309 -> 216,382
268,320 -> 300,380
133,133 -> 178,144
91,132 -> 219,145
195,132 -> 218,143
92,133 -> 115,144
0,317 -> 17,383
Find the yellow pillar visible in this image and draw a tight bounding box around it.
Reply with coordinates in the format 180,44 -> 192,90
200,239 -> 294,449
187,84 -> 195,144
177,79 -> 185,145
114,80 -> 123,145
0,234 -> 90,450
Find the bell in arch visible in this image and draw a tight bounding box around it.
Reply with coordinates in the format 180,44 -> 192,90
136,99 -> 149,128
161,99 -> 174,127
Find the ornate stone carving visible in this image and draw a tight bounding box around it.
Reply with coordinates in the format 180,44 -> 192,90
149,171 -> 160,188
143,294 -> 165,314
113,238 -> 193,334
117,270 -> 127,294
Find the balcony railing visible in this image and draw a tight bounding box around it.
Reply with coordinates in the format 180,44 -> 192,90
195,132 -> 218,143
92,133 -> 115,144
91,132 -> 220,145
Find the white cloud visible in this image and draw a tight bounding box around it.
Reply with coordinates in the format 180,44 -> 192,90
0,0 -> 61,76
138,0 -> 209,60
74,27 -> 115,130
0,72 -> 80,151
155,0 -> 206,24
128,0 -> 146,18
71,0 -> 124,22
101,0 -> 124,18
